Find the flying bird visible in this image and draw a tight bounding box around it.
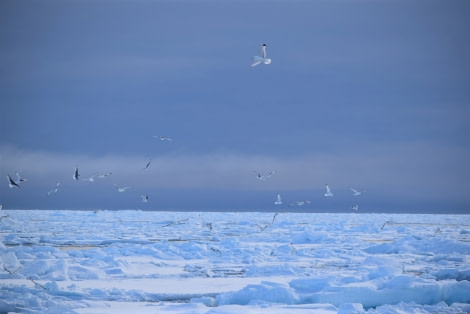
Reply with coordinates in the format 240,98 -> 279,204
154,136 -> 173,142
324,184 -> 334,197
289,200 -> 312,207
48,182 -> 61,195
73,166 -> 79,181
350,187 -> 366,196
7,175 -> 20,188
251,44 -> 271,67
141,194 -> 149,203
140,160 -> 152,171
114,184 -> 132,192
254,170 -> 277,182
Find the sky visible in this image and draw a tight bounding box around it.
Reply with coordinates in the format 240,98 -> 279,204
1,0 -> 469,213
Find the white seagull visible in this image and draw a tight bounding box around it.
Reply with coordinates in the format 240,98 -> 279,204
7,175 -> 20,188
73,166 -> 80,181
274,193 -> 283,205
48,182 -> 61,195
141,194 -> 149,203
114,184 -> 132,192
350,187 -> 366,196
289,200 -> 312,207
251,44 -> 271,67
352,205 -> 359,211
324,184 -> 334,197
154,136 -> 173,142
254,170 -> 277,182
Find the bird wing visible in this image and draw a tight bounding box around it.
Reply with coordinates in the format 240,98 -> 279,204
251,58 -> 262,67
82,175 -> 92,181
8,175 -> 19,187
16,172 -> 27,182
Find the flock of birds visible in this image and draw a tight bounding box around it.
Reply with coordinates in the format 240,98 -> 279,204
3,45 -> 365,211
258,171 -> 366,210
250,45 -> 367,210
5,165 -> 366,210
4,135 -> 176,206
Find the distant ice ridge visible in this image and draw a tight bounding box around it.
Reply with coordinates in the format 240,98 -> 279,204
1,210 -> 470,313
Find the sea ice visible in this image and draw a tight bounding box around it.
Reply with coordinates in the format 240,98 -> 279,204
1,210 -> 469,313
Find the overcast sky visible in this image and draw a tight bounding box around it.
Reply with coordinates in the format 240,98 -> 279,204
1,0 -> 469,213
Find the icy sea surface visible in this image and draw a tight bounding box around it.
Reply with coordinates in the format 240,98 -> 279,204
1,210 -> 470,313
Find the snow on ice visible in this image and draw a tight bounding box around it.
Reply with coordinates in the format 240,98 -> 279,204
1,210 -> 470,313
